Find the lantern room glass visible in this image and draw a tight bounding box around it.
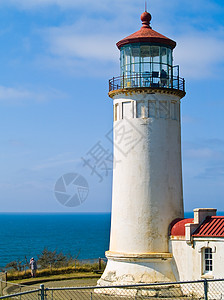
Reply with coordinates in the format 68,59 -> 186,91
120,44 -> 173,78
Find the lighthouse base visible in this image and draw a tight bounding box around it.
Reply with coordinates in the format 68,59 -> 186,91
97,251 -> 177,286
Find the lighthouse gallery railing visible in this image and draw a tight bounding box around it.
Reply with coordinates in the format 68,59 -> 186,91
109,72 -> 185,92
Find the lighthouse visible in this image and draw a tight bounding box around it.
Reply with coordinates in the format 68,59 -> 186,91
99,10 -> 186,285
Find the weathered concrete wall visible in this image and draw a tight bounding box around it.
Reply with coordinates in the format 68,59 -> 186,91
110,91 -> 183,254
98,90 -> 184,285
100,254 -> 176,285
170,238 -> 224,281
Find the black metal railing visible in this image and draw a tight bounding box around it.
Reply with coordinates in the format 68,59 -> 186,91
109,72 -> 185,93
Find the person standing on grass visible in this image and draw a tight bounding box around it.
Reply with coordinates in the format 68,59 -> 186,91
30,257 -> 37,278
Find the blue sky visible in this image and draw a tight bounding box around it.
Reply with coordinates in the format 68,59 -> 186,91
0,0 -> 224,212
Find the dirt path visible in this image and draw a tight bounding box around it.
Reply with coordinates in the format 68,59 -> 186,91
3,277 -> 99,298
42,277 -> 98,288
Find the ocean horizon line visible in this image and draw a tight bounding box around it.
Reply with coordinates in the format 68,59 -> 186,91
0,211 -> 223,215
0,212 -> 112,215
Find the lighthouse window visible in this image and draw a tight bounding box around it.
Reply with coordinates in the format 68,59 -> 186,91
122,102 -> 132,119
204,248 -> 213,273
141,46 -> 150,62
132,46 -> 140,63
151,46 -> 159,57
124,47 -> 131,63
132,61 -> 140,74
120,44 -> 174,85
167,48 -> 172,66
148,101 -> 156,118
125,63 -> 131,74
159,101 -> 169,119
171,102 -> 177,120
120,49 -> 124,72
161,47 -> 167,63
151,46 -> 160,73
114,104 -> 120,121
137,101 -> 148,118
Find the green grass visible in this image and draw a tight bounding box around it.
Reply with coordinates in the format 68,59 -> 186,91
6,264 -> 105,282
9,271 -> 101,285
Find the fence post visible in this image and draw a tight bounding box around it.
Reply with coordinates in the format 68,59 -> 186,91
99,257 -> 102,271
0,279 -> 2,296
204,279 -> 208,300
40,284 -> 45,300
135,288 -> 139,300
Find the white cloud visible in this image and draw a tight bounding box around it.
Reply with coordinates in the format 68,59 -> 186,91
175,33 -> 224,79
0,181 -> 50,190
0,85 -> 67,105
183,139 -> 224,161
0,86 -> 32,100
1,0 -> 96,9
182,115 -> 197,124
35,54 -> 118,78
47,30 -> 118,62
39,10 -> 224,79
185,148 -> 214,159
10,0 -> 220,79
198,166 -> 224,179
2,0 -> 219,16
32,153 -> 79,170
37,20 -> 121,77
0,0 -> 138,12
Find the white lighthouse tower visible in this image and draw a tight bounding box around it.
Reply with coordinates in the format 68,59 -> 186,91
99,10 -> 186,285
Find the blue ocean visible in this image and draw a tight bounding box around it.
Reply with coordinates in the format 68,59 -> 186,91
0,213 -> 111,269
0,211 -> 222,269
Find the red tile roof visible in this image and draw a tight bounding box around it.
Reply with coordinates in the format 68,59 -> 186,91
116,12 -> 176,50
170,218 -> 194,236
193,216 -> 224,237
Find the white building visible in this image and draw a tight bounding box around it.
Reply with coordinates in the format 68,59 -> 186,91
170,208 -> 224,281
98,10 -> 224,286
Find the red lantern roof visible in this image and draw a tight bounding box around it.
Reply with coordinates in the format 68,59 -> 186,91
116,11 -> 176,50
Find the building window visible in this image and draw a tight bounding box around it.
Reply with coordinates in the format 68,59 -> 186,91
204,248 -> 213,273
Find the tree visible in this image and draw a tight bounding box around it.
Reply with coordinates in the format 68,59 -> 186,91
37,248 -> 68,269
5,258 -> 27,272
5,261 -> 19,271
54,251 -> 68,268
